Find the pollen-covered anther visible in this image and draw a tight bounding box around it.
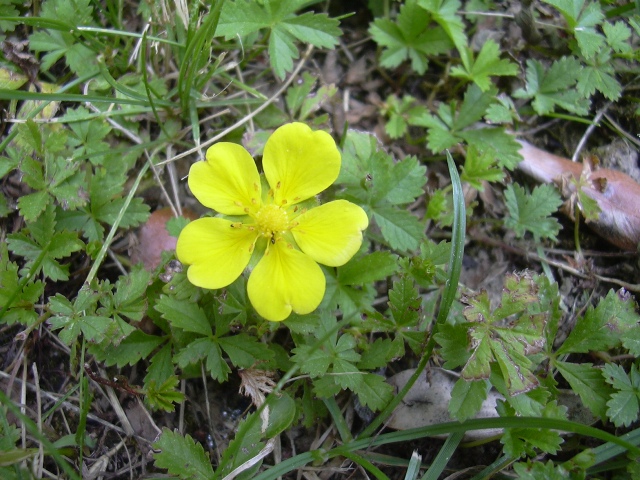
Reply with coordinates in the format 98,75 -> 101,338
255,204 -> 290,237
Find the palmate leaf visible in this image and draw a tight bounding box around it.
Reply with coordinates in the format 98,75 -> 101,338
543,0 -> 605,59
577,50 -> 622,101
451,39 -> 517,91
369,0 -> 452,74
513,57 -> 590,115
504,183 -> 562,241
217,0 -> 341,79
461,145 -> 505,190
418,0 -> 468,62
459,273 -> 547,395
7,205 -> 83,282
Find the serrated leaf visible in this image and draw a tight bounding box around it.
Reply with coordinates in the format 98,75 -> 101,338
155,295 -> 212,336
554,361 -> 611,418
435,323 -> 470,369
451,39 -> 517,91
358,337 -> 404,370
557,289 -> 640,355
418,0 -> 467,61
461,144 -> 505,189
460,127 -> 523,170
145,376 -> 185,412
338,251 -> 398,285
91,330 -> 164,368
153,428 -> 213,479
602,363 -> 640,427
217,0 -> 341,80
370,0 -> 452,74
7,205 -> 83,282
543,0 -> 605,59
603,21 -> 632,54
513,57 -> 590,115
356,373 -> 395,411
17,191 -> 50,222
504,183 -> 562,241
291,343 -> 332,376
449,378 -> 488,421
577,51 -> 621,101
372,206 -> 423,252
218,333 -> 274,368
388,276 -> 421,327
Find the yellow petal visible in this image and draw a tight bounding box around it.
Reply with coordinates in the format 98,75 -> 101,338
176,217 -> 257,289
189,143 -> 261,215
263,123 -> 340,206
292,200 -> 368,267
247,241 -> 325,321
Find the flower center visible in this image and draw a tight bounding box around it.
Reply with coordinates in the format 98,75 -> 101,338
255,204 -> 289,238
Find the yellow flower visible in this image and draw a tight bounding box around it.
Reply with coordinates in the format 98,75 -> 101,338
176,123 -> 368,321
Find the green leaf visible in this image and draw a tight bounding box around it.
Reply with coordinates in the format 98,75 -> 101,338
382,95 -> 430,139
554,361 -> 611,418
153,428 -> 214,479
218,333 -> 274,368
577,50 -> 621,101
48,290 -> 117,345
543,0 -> 605,59
388,276 -> 421,327
155,295 -> 212,336
17,191 -> 50,223
500,401 -> 566,457
90,330 -> 164,368
513,461 -> 572,480
217,0 -> 341,80
372,206 -> 424,252
459,273 -> 548,395
264,392 -> 296,438
603,21 -> 632,54
557,289 -> 640,355
459,126 -> 523,171
418,0 -> 468,62
602,363 -> 640,427
369,0 -> 452,74
174,338 -> 231,382
7,205 -> 83,282
449,378 -> 488,421
358,337 -> 404,370
109,266 -> 151,322
504,183 -> 562,241
451,39 -> 517,91
460,144 -> 505,189
291,343 -> 332,377
0,243 -> 44,326
356,373 -> 395,411
338,251 -> 398,285
145,376 -> 185,412
435,323 -> 470,369
513,57 -> 590,115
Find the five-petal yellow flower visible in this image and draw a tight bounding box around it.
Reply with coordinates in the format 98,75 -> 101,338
176,123 -> 368,321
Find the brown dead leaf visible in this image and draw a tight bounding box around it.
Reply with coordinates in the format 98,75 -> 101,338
517,140 -> 640,250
